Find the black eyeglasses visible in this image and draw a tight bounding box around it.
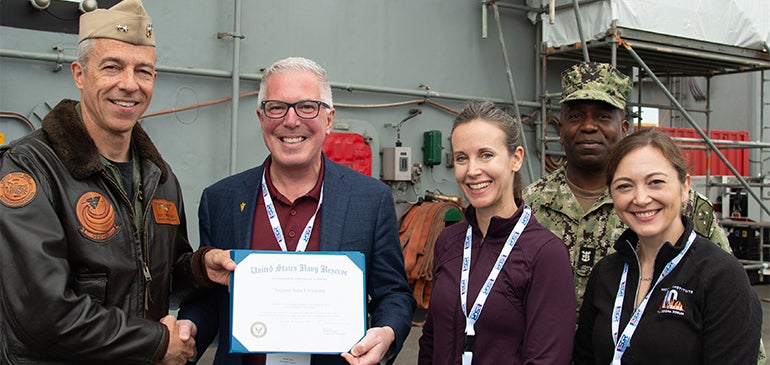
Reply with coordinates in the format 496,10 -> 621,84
260,100 -> 331,119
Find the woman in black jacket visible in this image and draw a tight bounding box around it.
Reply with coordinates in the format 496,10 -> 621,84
573,128 -> 761,365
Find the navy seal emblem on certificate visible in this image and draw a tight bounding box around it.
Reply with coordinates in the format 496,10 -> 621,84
229,250 -> 367,355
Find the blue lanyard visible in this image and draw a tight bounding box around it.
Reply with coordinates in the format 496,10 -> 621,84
261,171 -> 323,252
460,205 -> 531,365
610,231 -> 696,364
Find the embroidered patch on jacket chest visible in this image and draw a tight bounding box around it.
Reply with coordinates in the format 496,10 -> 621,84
0,172 -> 37,208
76,192 -> 119,240
152,199 -> 180,225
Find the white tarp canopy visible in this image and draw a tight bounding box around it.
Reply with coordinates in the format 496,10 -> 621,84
535,0 -> 770,51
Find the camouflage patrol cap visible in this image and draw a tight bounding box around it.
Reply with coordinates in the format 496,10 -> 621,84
560,62 -> 631,109
78,0 -> 155,47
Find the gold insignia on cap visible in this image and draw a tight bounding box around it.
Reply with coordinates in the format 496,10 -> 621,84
79,0 -> 155,47
0,172 -> 37,208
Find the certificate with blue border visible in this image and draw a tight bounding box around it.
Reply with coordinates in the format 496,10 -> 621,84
229,250 -> 367,354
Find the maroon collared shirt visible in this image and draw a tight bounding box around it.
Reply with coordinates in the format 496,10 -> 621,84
251,157 -> 324,252
247,158 -> 324,365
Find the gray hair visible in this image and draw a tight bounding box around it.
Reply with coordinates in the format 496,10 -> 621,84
76,38 -> 96,70
256,57 -> 333,108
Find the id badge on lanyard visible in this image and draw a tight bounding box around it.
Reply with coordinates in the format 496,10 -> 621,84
261,171 -> 323,253
610,231 -> 695,363
266,353 -> 311,365
262,171 -> 323,363
460,206 -> 531,365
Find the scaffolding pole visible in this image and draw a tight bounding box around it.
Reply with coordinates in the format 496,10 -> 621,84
491,2 -> 535,183
617,36 -> 770,216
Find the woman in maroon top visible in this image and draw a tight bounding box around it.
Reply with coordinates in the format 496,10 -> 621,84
418,100 -> 576,365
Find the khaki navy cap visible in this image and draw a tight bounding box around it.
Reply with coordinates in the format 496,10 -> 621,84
560,62 -> 631,109
78,0 -> 154,47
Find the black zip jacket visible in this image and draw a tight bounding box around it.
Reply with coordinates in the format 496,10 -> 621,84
574,216 -> 761,364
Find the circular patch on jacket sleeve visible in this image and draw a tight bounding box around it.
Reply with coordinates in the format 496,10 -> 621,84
0,172 -> 38,208
76,191 -> 119,240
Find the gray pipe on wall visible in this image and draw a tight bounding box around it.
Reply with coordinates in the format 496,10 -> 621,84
229,0 -> 243,175
0,48 -> 542,108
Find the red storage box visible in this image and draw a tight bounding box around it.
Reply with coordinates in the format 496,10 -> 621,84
322,132 -> 373,176
647,126 -> 749,176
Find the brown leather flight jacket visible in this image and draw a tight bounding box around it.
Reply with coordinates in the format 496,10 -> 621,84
0,99 -> 199,364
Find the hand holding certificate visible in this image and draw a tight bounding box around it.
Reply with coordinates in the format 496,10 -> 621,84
229,250 -> 367,355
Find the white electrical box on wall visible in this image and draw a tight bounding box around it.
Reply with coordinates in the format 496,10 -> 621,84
381,147 -> 412,181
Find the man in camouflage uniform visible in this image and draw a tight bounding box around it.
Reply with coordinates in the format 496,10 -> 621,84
522,61 -> 766,363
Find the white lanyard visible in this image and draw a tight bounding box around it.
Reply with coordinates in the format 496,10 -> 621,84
610,230 -> 696,364
261,170 -> 323,252
460,205 -> 531,365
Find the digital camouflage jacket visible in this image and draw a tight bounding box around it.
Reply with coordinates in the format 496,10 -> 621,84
522,164 -> 730,310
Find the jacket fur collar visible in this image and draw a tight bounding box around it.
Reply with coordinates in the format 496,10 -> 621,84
42,99 -> 168,183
